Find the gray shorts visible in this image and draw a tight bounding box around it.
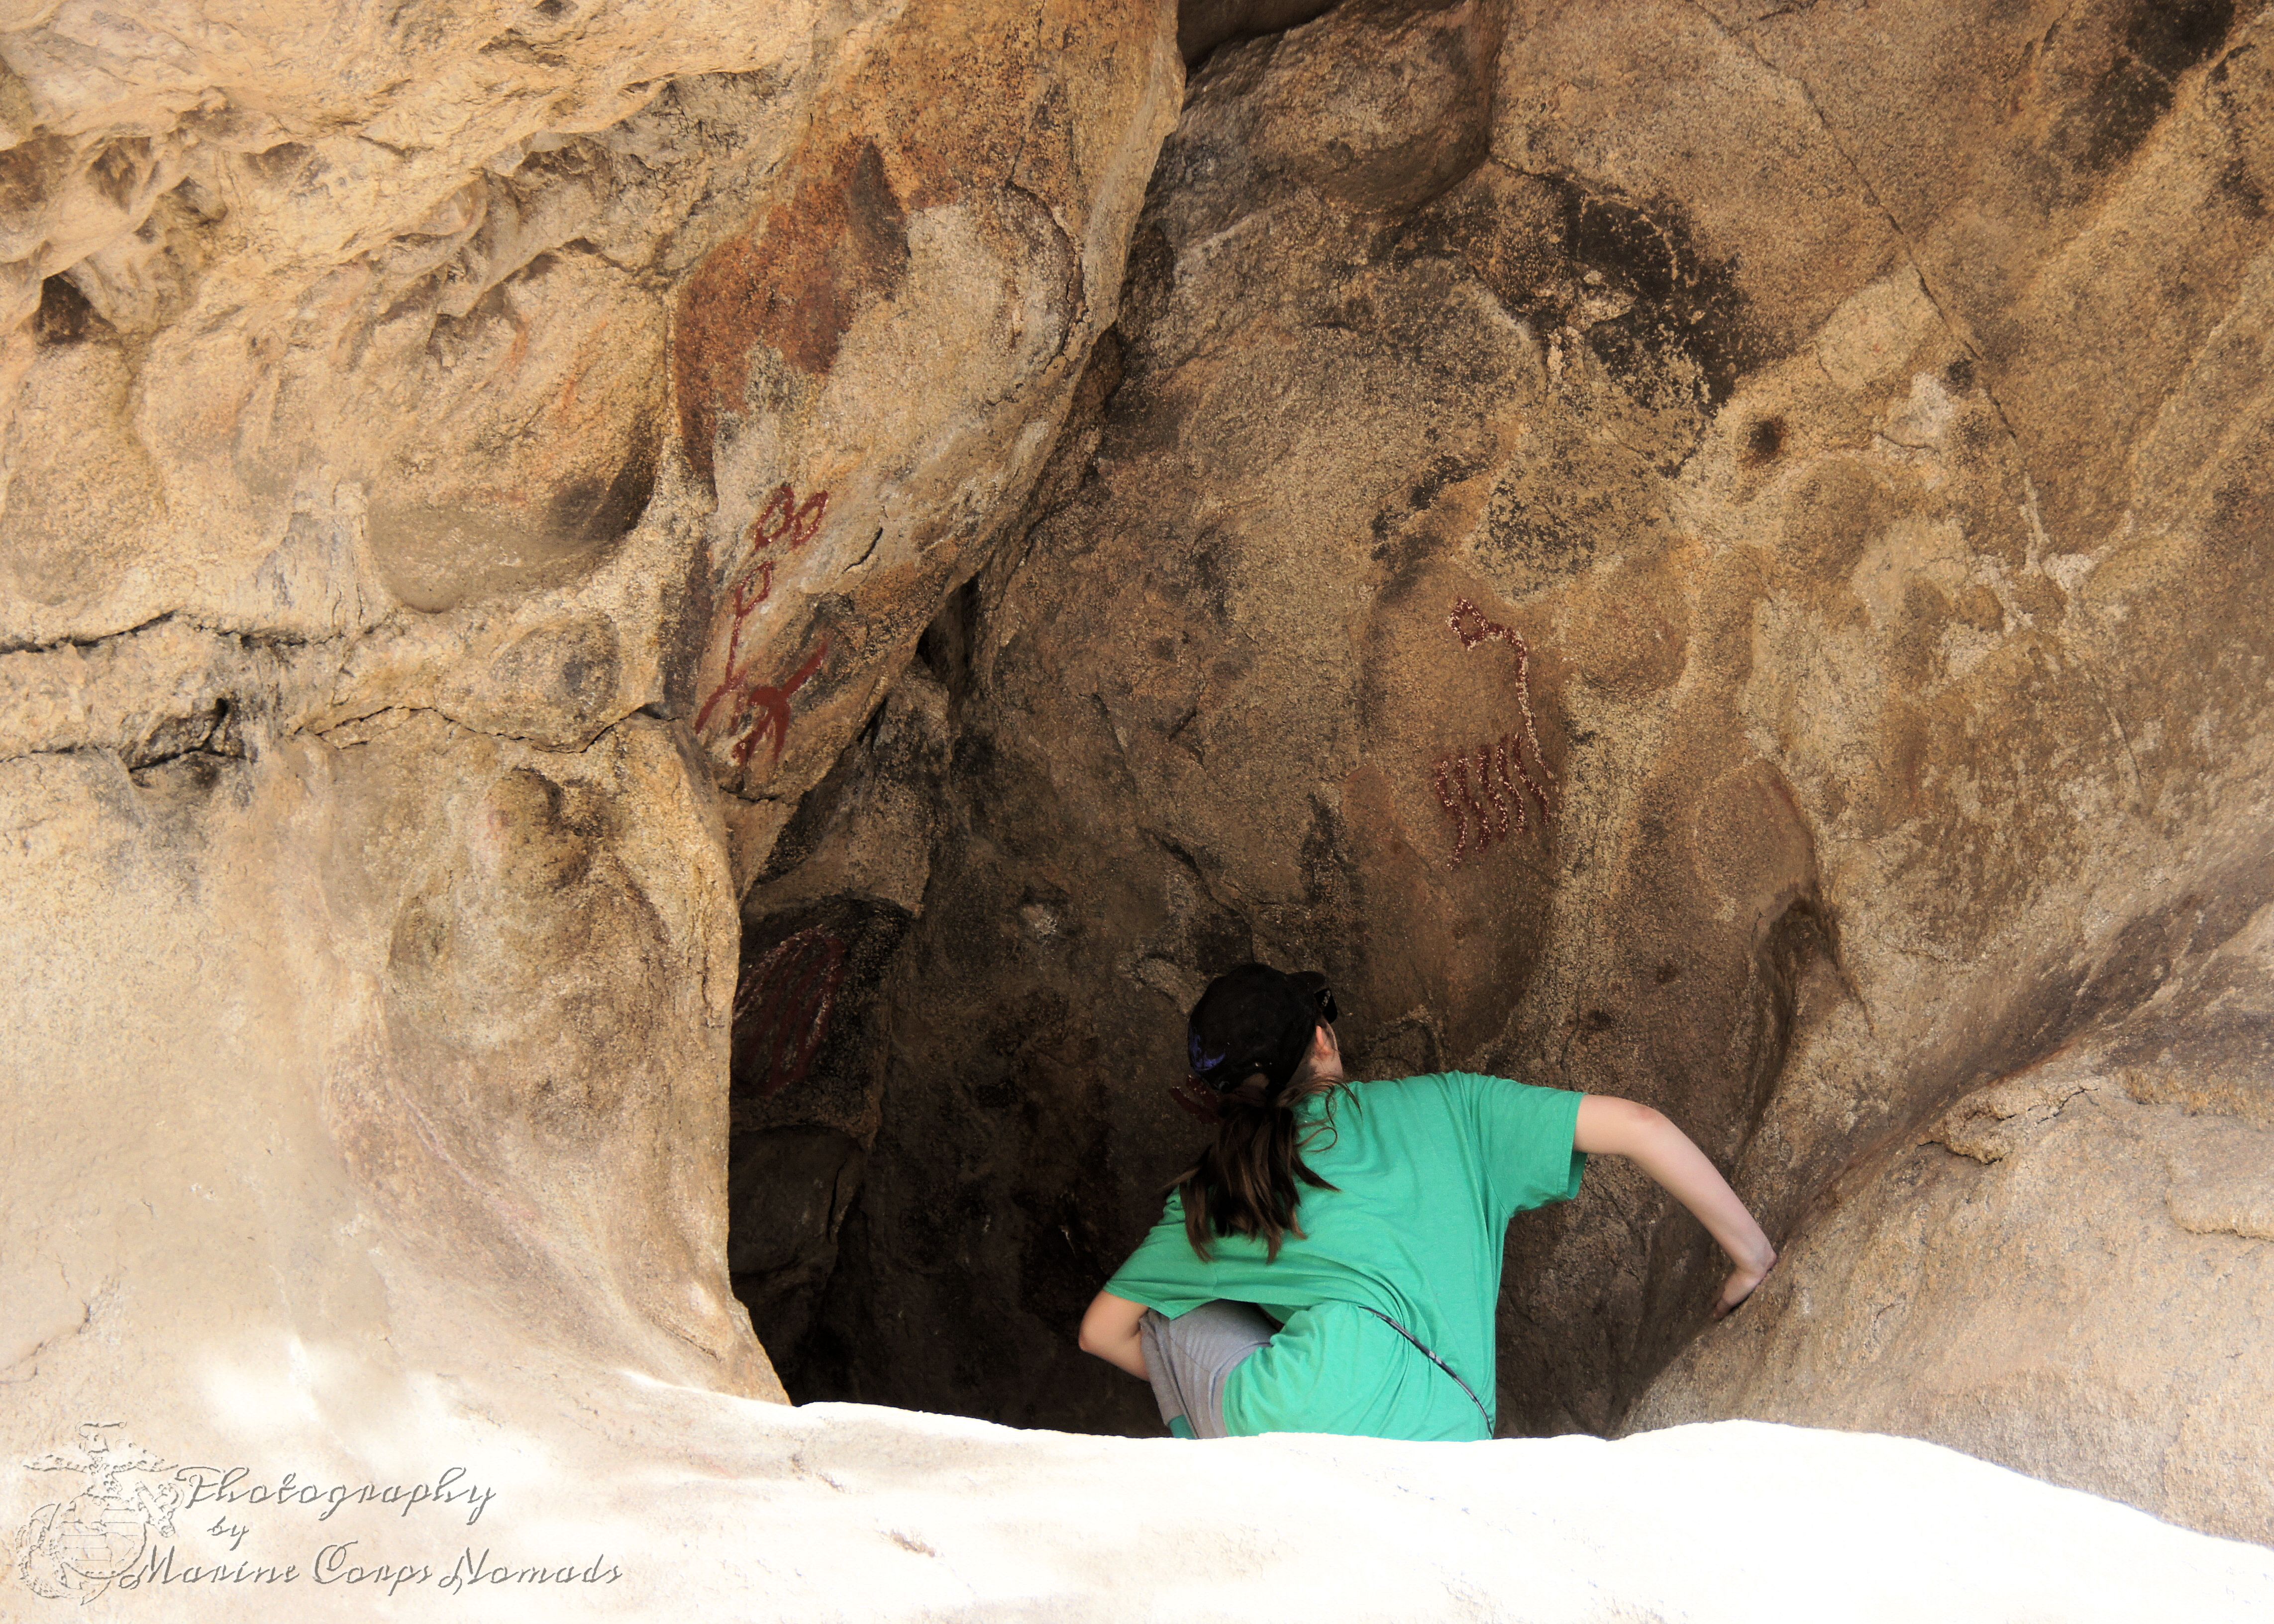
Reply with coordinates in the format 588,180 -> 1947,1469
1139,1300 -> 1277,1439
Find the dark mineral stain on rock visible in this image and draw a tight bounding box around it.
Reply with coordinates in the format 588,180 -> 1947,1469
486,615 -> 623,733
1560,185 -> 1757,409
674,139 -> 913,492
1482,474 -> 1601,581
1411,169 -> 1764,412
32,274 -> 100,345
2076,0 -> 2233,172
544,431 -> 658,551
0,134 -> 61,220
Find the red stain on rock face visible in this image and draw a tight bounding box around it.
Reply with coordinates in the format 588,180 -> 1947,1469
696,483 -> 832,768
674,140 -> 911,492
734,926 -> 849,1098
1435,596 -> 1557,866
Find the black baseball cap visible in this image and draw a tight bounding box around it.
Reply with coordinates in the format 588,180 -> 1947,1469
1186,963 -> 1339,1095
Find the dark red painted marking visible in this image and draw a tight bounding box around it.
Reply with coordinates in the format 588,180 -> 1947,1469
1435,596 -> 1557,866
675,140 -> 910,493
695,485 -> 832,764
752,483 -> 829,550
694,561 -> 776,733
734,926 -> 849,1098
728,637 -> 830,768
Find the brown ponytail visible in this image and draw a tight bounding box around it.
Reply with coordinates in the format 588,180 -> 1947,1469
1174,963 -> 1348,1259
1174,1072 -> 1342,1261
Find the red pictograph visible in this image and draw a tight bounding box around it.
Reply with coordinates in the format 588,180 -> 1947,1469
751,482 -> 829,550
696,483 -> 831,768
727,638 -> 829,768
1434,596 -> 1557,866
733,925 -> 849,1098
694,562 -> 776,733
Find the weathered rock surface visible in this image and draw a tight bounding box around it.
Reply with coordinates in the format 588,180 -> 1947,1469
0,0 -> 1182,1495
1629,905 -> 2274,1545
6,0 -> 2274,1593
673,0 -> 1181,858
755,0 -> 2274,1541
3,708 -> 769,1418
0,0 -> 854,644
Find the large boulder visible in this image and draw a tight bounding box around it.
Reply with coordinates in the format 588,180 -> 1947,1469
671,0 -> 1183,857
0,0 -> 1182,1479
1629,911 -> 2274,1546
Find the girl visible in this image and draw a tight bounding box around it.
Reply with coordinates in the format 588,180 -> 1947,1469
1079,962 -> 1776,1440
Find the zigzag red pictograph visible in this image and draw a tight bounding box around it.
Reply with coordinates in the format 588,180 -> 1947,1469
1433,596 -> 1556,866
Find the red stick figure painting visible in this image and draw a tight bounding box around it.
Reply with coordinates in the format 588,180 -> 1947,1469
1433,596 -> 1557,866
726,639 -> 830,768
696,483 -> 832,769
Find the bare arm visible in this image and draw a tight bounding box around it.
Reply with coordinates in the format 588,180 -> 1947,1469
1078,1291 -> 1150,1378
1575,1095 -> 1776,1318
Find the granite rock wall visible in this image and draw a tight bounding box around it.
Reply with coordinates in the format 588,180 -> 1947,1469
751,0 -> 2274,1545
0,0 -> 1182,1445
5,0 -> 2274,1561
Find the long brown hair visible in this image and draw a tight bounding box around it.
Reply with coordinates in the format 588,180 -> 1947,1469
1174,1065 -> 1344,1261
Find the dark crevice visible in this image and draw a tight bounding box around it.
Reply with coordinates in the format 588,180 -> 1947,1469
1735,894 -> 1837,1151
33,274 -> 106,345
1177,0 -> 1343,71
915,575 -> 983,714
0,610 -> 182,660
125,698 -> 246,775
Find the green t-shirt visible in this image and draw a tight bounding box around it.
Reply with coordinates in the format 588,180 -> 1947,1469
1105,1072 -> 1586,1442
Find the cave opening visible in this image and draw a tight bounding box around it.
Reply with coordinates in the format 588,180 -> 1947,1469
718,0 -> 1765,1442
700,4 -> 2274,1559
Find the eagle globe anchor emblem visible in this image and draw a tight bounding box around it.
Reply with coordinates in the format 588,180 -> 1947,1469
13,1423 -> 181,1603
